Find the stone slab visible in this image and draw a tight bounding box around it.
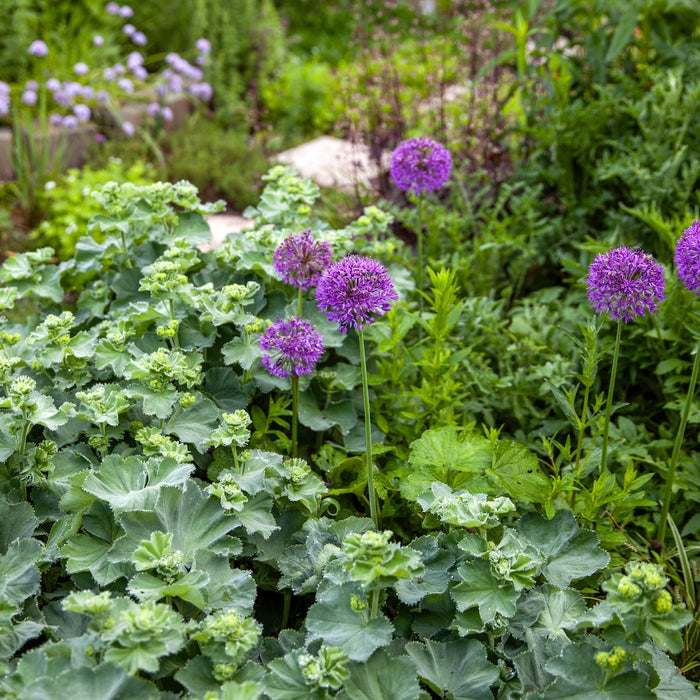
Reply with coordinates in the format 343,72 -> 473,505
200,213 -> 254,252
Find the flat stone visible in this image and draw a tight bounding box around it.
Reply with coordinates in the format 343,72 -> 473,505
200,213 -> 254,252
275,135 -> 390,192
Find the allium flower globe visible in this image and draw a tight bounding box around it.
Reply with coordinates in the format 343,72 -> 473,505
389,137 -> 452,195
586,246 -> 666,322
259,317 -> 325,378
28,40 -> 49,57
675,220 -> 700,295
273,230 -> 333,290
316,255 -> 398,332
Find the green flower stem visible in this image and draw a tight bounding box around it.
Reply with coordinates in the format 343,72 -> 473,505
416,194 -> 425,338
358,329 -> 378,527
600,321 -> 623,473
232,445 -> 240,474
658,344 -> 700,543
281,589 -> 292,630
168,299 -> 179,349
370,590 -> 380,620
291,374 -> 299,458
297,287 -> 303,317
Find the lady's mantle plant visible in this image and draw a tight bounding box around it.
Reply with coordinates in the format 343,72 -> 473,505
0,171 -> 694,698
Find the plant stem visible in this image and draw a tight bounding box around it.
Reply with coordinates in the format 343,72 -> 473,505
600,321 -> 622,473
281,589 -> 292,630
291,374 -> 299,458
370,590 -> 380,620
297,288 -> 303,317
657,344 -> 700,543
416,193 -> 425,338
358,329 -> 378,527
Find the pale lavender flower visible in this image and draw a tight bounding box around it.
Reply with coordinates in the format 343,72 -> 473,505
147,101 -> 160,117
259,317 -> 325,378
29,40 -> 49,57
119,4 -> 133,17
93,35 -> 104,46
156,83 -> 169,98
62,115 -> 79,129
161,106 -> 173,121
48,113 -> 62,125
188,82 -> 212,101
46,77 -> 61,91
196,55 -> 206,66
132,31 -> 147,46
274,230 -> 333,290
64,81 -> 82,98
122,120 -> 135,136
25,80 -> 39,92
53,90 -> 71,107
132,66 -> 147,81
390,137 -> 452,195
80,85 -> 95,100
73,104 -> 91,122
168,74 -> 183,93
97,90 -> 110,104
106,2 -> 120,15
103,67 -> 117,81
195,38 -> 211,55
126,51 -> 143,69
74,62 -> 89,76
165,53 -> 180,65
586,246 -> 666,322
117,77 -> 133,93
181,64 -> 203,81
675,221 -> 700,295
316,255 -> 398,332
0,82 -> 10,116
122,23 -> 135,37
21,90 -> 37,106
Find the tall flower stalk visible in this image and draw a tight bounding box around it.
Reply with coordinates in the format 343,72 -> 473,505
658,221 -> 700,543
586,246 -> 666,472
389,138 -> 451,321
316,256 -> 398,527
259,317 -> 325,458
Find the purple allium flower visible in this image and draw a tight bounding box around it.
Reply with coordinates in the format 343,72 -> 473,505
122,120 -> 135,136
586,246 -> 666,323
80,85 -> 95,100
0,82 -> 10,116
64,81 -> 82,98
96,90 -> 110,104
161,106 -> 173,121
103,67 -> 117,82
119,4 -> 133,17
316,255 -> 398,332
126,51 -> 143,69
28,40 -> 49,57
146,101 -> 160,117
188,82 -> 213,101
132,66 -> 148,81
73,104 -> 91,122
156,83 -> 169,98
122,23 -> 135,37
74,62 -> 89,76
53,90 -> 71,107
675,220 -> 700,295
117,77 -> 133,93
21,90 -> 37,106
168,74 -> 183,93
195,38 -> 211,55
46,77 -> 61,91
389,137 -> 452,195
25,80 -> 39,92
132,31 -> 147,46
273,230 -> 333,290
106,2 -> 120,15
93,35 -> 104,46
48,113 -> 62,126
259,317 -> 325,378
62,115 -> 79,129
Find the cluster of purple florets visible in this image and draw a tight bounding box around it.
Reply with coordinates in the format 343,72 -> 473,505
674,220 -> 700,296
260,318 -> 325,378
273,230 -> 333,290
316,255 -> 399,332
586,246 -> 666,322
0,8 -> 212,137
389,137 -> 452,195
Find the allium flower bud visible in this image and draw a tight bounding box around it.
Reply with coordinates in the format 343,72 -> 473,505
674,220 -> 700,295
273,230 -> 333,290
316,255 -> 398,332
586,246 -> 666,322
259,317 -> 325,378
389,137 -> 452,195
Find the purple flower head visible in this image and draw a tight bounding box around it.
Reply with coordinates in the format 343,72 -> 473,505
74,62 -> 89,76
195,38 -> 211,55
80,85 -> 95,100
117,77 -> 133,93
259,317 -> 325,378
0,82 -> 10,115
168,74 -> 183,93
52,90 -> 71,107
119,4 -> 133,17
316,255 -> 398,332
586,246 -> 666,323
21,90 -> 37,106
106,2 -> 120,15
390,137 -> 452,195
62,115 -> 79,129
25,80 -> 39,92
132,31 -> 147,46
126,51 -> 143,69
29,40 -> 49,57
146,101 -> 160,117
48,113 -> 62,125
97,90 -> 110,104
675,220 -> 700,295
103,67 -> 117,81
122,120 -> 135,136
46,77 -> 61,91
273,230 -> 333,290
188,82 -> 213,101
161,106 -> 173,121
132,65 -> 148,81
122,23 -> 135,37
93,35 -> 104,46
73,104 -> 91,122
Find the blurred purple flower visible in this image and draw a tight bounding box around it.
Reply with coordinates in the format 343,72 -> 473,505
46,77 -> 61,91
196,55 -> 206,66
117,77 -> 133,93
168,74 -> 183,92
259,317 -> 325,378
97,90 -> 110,104
21,90 -> 37,106
161,106 -> 173,121
390,137 -> 452,195
156,83 -> 169,98
106,2 -> 120,15
132,66 -> 148,81
29,40 -> 49,57
122,24 -> 135,36
119,5 -> 133,17
113,63 -> 126,75
73,104 -> 91,122
132,31 -> 147,46
182,64 -> 203,81
675,221 -> 700,295
0,82 -> 10,115
80,85 -> 95,100
122,121 -> 135,136
48,113 -> 62,125
93,35 -> 104,46
188,82 -> 213,101
126,52 -> 143,69
62,115 -> 79,129
146,101 -> 160,117
53,90 -> 71,107
316,255 -> 398,332
586,246 -> 666,322
103,67 -> 117,81
195,38 -> 211,55
273,230 -> 333,290
25,80 -> 39,92
74,62 -> 89,76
